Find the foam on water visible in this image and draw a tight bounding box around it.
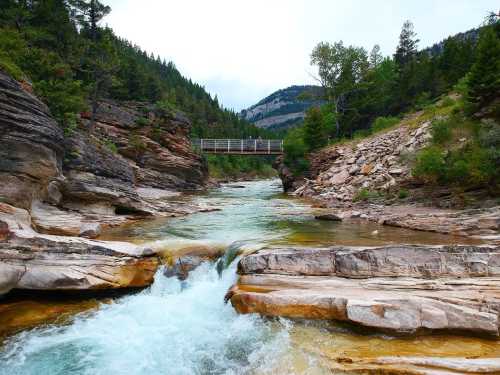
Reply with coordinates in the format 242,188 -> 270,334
0,263 -> 291,375
0,180 -> 308,375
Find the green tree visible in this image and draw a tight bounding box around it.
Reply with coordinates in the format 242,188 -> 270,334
69,0 -> 112,131
311,41 -> 368,138
369,44 -> 383,68
303,107 -> 327,151
467,17 -> 500,115
394,20 -> 420,109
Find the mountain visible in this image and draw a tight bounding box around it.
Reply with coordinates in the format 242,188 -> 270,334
240,85 -> 324,131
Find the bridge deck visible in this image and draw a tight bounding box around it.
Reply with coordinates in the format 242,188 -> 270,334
192,139 -> 283,155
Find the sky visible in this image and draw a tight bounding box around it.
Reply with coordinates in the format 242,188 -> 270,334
105,0 -> 497,111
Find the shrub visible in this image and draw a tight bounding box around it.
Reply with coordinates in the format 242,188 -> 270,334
150,125 -> 162,142
129,134 -> 147,153
104,139 -> 118,153
414,91 -> 432,110
155,100 -> 177,117
431,119 -> 453,145
438,96 -> 455,108
35,78 -> 87,125
283,127 -> 310,176
353,188 -> 380,202
371,116 -> 400,133
62,113 -> 79,136
398,189 -> 409,199
353,129 -> 371,139
135,117 -> 149,126
303,107 -> 327,151
412,147 -> 445,182
0,54 -> 24,80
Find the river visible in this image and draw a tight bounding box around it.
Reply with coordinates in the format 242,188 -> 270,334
0,179 -> 498,374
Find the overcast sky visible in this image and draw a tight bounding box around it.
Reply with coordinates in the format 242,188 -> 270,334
105,0 -> 497,111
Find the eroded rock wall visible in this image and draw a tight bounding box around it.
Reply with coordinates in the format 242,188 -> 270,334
0,69 -> 208,226
0,70 -> 208,294
0,71 -> 64,209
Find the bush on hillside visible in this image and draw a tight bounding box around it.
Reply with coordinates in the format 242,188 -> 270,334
430,119 -> 453,144
371,116 -> 400,133
412,147 -> 446,183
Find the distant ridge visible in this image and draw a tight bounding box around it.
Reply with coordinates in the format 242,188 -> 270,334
240,85 -> 324,130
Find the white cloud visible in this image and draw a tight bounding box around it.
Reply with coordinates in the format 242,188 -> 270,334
105,0 -> 497,110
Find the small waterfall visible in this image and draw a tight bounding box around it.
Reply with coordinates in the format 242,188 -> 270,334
216,240 -> 267,277
0,263 -> 290,375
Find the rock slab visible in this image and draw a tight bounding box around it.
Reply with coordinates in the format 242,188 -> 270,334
229,245 -> 500,336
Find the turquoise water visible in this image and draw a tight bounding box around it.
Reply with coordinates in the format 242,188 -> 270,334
0,181 -> 317,375
0,179 -> 483,375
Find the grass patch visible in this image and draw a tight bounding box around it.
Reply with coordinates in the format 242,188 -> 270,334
371,116 -> 400,133
397,189 -> 410,199
353,188 -> 381,202
104,139 -> 118,153
135,117 -> 149,126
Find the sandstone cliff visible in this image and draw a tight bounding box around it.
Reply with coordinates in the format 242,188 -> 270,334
0,69 -> 208,295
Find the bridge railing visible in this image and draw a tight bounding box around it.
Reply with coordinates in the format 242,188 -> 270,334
192,139 -> 284,154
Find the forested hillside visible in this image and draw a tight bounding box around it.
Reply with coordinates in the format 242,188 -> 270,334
0,0 -> 275,178
284,14 -> 499,194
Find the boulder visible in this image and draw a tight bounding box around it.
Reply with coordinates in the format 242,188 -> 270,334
314,214 -> 342,222
329,170 -> 350,185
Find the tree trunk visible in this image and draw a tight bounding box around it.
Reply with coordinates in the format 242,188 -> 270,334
334,97 -> 340,138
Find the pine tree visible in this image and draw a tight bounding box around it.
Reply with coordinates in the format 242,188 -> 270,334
467,19 -> 500,114
69,0 -> 113,131
394,20 -> 419,68
303,107 -> 326,151
394,20 -> 420,110
369,44 -> 383,69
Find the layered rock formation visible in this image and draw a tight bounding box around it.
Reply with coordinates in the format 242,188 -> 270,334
228,245 -> 500,336
0,70 -> 64,210
0,202 -> 158,296
0,69 -> 208,295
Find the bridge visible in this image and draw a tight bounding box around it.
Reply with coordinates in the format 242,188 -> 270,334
192,139 -> 284,155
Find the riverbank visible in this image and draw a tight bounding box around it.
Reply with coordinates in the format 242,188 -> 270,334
277,102 -> 500,243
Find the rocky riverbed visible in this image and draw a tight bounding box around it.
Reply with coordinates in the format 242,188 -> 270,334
1,180 -> 500,375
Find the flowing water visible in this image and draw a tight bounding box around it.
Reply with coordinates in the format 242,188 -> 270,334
0,179 -> 497,374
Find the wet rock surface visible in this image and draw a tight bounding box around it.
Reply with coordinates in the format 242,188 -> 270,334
229,245 -> 500,336
0,202 -> 159,295
316,204 -> 500,241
